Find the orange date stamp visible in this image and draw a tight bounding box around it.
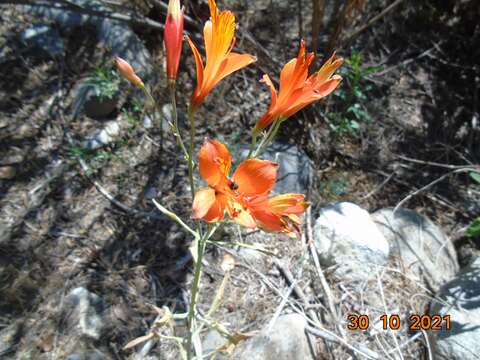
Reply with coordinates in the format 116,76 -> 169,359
347,314 -> 451,331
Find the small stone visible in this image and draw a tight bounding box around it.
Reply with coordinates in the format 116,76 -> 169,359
232,313 -> 313,360
143,114 -> 153,129
429,257 -> 480,360
66,351 -> 108,360
314,202 -> 390,280
84,120 -> 121,150
75,83 -> 118,120
0,166 -> 16,179
372,208 -> 458,290
63,287 -> 104,340
0,118 -> 8,129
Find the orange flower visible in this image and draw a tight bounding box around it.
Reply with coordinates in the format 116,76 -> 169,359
164,0 -> 184,81
255,40 -> 343,131
192,140 -> 308,236
114,56 -> 144,88
248,193 -> 308,237
186,0 -> 257,108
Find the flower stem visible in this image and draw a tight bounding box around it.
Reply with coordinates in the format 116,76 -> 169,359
253,118 -> 283,157
187,106 -> 197,201
169,82 -> 189,160
247,130 -> 258,159
185,223 -> 219,359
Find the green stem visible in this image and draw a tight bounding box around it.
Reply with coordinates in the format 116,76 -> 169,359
253,118 -> 283,158
169,82 -> 189,160
185,223 -> 219,359
187,106 -> 197,201
247,130 -> 258,159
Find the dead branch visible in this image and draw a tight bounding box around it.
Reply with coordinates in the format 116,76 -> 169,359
393,167 -> 479,212
0,0 -> 165,29
343,0 -> 406,45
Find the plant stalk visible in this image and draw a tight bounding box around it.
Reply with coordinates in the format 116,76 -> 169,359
169,81 -> 189,160
187,106 -> 198,201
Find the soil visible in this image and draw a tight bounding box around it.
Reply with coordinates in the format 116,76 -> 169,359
0,0 -> 479,359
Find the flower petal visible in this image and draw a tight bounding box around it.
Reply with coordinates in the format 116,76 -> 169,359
215,52 -> 257,84
202,193 -> 227,222
203,20 -> 213,63
192,187 -> 216,219
314,74 -> 343,97
268,193 -> 308,214
233,159 -> 278,196
316,53 -> 343,83
233,209 -> 257,228
199,140 -> 232,188
186,35 -> 205,104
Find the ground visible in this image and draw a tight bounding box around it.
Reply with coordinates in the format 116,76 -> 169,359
0,0 -> 479,359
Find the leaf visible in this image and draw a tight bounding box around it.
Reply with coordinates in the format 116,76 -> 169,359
123,333 -> 155,350
469,171 -> 480,184
466,218 -> 480,238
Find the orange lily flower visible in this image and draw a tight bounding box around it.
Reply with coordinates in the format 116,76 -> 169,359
192,140 -> 308,236
255,40 -> 343,131
186,0 -> 257,108
192,140 -> 277,226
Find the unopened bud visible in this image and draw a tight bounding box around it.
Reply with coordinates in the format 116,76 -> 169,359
114,56 -> 144,88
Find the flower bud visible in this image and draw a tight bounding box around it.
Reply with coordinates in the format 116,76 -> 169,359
114,56 -> 144,88
164,0 -> 184,82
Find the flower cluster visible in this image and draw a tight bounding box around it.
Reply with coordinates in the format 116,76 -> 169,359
115,0 -> 343,237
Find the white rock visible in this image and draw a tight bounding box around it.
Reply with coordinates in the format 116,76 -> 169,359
232,313 -> 313,360
84,120 -> 121,150
314,202 -> 389,280
372,208 -> 458,290
429,257 -> 480,360
64,287 -> 104,340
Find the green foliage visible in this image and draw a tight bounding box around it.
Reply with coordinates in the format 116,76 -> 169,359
466,217 -> 480,238
470,171 -> 480,184
68,145 -> 119,175
122,98 -> 144,128
328,49 -> 380,137
84,66 -> 120,101
319,177 -> 348,197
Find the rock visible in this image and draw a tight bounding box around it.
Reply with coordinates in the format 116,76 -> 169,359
74,82 -> 119,120
84,120 -> 122,150
232,313 -> 313,360
372,208 -> 458,290
238,142 -> 312,194
0,166 -> 16,179
66,350 -> 108,360
143,114 -> 153,129
429,257 -> 480,360
20,24 -> 65,58
63,287 -> 104,340
22,0 -> 154,82
314,202 -> 389,280
0,118 -> 8,129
